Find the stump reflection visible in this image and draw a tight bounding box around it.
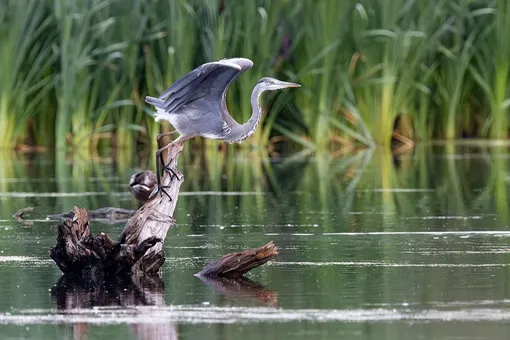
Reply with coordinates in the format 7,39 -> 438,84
50,273 -> 278,339
51,274 -> 178,340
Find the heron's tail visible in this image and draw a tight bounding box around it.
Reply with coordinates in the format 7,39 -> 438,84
145,96 -> 165,109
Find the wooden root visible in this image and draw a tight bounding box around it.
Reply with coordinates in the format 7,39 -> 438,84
196,241 -> 279,279
49,206 -> 162,276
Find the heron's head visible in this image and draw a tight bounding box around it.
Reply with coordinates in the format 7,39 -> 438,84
258,77 -> 300,91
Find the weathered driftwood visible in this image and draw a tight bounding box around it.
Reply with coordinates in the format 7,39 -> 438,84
47,207 -> 137,224
196,241 -> 279,278
50,143 -> 184,276
49,141 -> 278,281
49,206 -> 162,276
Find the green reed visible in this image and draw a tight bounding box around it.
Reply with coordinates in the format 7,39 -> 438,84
351,0 -> 451,147
0,0 -> 54,148
470,0 -> 510,139
434,1 -> 479,140
53,0 -> 125,151
291,0 -> 356,150
103,0 -> 155,162
3,0 -> 510,154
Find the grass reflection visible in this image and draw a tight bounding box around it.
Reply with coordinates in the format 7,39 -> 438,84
1,143 -> 510,235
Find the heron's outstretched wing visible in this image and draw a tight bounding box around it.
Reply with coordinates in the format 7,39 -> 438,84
146,58 -> 253,121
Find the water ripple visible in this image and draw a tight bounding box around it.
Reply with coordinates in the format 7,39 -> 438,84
271,261 -> 510,268
2,306 -> 510,325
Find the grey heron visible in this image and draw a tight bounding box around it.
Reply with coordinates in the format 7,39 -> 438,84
145,57 -> 300,197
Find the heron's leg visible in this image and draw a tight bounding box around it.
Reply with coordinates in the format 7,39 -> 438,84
160,155 -> 180,180
148,184 -> 174,200
157,148 -> 180,181
157,132 -> 184,179
154,135 -> 190,199
159,135 -> 192,180
157,131 -> 178,142
154,141 -> 177,200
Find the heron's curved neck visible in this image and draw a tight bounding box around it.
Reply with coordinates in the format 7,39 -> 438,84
230,84 -> 265,142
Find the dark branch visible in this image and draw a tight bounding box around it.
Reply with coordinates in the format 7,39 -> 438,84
196,241 -> 279,279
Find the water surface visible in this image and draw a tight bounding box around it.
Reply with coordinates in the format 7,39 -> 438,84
1,144 -> 510,339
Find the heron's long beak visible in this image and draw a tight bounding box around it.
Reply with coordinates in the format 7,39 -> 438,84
271,80 -> 301,90
279,80 -> 301,88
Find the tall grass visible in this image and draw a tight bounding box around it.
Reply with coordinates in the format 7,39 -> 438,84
53,0 -> 125,151
289,0 -> 357,150
434,2 -> 477,140
105,0 -> 154,163
351,0 -> 451,147
470,0 -> 510,139
0,1 -> 54,148
3,0 -> 510,155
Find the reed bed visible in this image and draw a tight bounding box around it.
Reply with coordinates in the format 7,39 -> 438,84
1,0 -> 509,154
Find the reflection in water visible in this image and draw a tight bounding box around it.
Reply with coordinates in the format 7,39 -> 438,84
197,275 -> 278,307
51,274 -> 177,340
2,144 -> 510,339
51,268 -> 278,338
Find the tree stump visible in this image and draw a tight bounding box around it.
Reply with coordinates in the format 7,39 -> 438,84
50,143 -> 184,277
196,241 -> 278,278
49,141 -> 278,280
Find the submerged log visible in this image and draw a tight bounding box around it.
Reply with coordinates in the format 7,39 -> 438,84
196,241 -> 279,279
12,207 -> 34,226
47,207 -> 137,224
13,171 -> 158,225
49,141 -> 278,280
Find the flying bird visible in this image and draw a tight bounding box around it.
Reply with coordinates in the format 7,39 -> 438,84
145,57 -> 300,197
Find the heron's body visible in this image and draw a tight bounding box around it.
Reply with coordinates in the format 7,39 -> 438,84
146,58 -> 299,144
145,57 -> 299,196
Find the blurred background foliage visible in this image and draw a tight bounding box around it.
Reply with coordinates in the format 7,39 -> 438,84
1,0 -> 510,157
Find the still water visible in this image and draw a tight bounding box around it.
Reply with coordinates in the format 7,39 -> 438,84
1,144 -> 510,339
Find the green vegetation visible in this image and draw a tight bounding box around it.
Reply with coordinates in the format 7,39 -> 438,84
1,0 -> 509,153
